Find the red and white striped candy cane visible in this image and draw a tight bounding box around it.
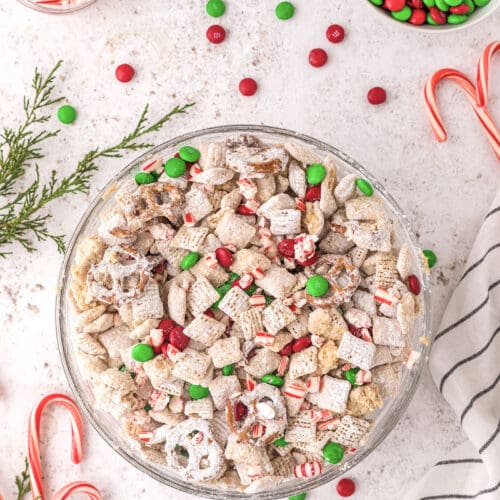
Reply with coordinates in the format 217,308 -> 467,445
476,41 -> 500,107
28,393 -> 100,500
424,68 -> 500,159
293,461 -> 323,478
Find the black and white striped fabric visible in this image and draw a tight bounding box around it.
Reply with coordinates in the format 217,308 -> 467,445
404,194 -> 500,500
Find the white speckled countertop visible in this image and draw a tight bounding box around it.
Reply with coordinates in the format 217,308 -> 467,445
0,1 -> 499,499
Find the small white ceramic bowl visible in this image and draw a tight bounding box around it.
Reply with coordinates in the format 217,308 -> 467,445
365,0 -> 500,32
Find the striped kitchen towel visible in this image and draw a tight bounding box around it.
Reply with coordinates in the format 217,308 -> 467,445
403,191 -> 500,500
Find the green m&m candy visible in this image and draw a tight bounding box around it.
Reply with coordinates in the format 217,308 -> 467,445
306,275 -> 329,297
273,436 -> 289,447
131,343 -> 154,362
57,105 -> 77,124
179,146 -> 200,163
423,249 -> 437,269
355,178 -> 374,196
134,172 -> 156,185
206,0 -> 225,17
463,0 -> 475,12
444,0 -> 463,5
447,13 -> 468,23
181,252 -> 200,270
436,0 -> 450,11
165,157 -> 187,178
391,5 -> 412,21
262,374 -> 284,387
423,0 -> 435,6
322,442 -> 344,464
306,163 -> 327,185
289,494 -> 307,500
275,1 -> 295,20
222,363 -> 235,376
189,384 -> 210,399
344,367 -> 360,386
474,0 -> 490,6
369,0 -> 383,4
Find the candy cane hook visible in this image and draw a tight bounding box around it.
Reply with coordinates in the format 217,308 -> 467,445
424,68 -> 500,159
27,393 -> 100,500
476,41 -> 500,107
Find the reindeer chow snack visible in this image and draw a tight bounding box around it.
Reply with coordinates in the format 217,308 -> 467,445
68,134 -> 422,492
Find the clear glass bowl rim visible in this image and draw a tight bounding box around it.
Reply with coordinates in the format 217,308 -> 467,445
56,124 -> 432,499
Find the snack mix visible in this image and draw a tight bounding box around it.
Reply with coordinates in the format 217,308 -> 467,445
69,134 -> 421,492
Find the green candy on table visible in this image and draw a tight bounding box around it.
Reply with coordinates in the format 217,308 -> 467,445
134,171 -> 156,185
289,494 -> 307,500
222,363 -> 235,376
344,367 -> 360,386
355,178 -> 374,196
322,441 -> 344,464
306,275 -> 329,297
423,249 -> 437,268
131,343 -> 154,362
57,104 -> 77,124
179,145 -> 200,163
306,163 -> 326,185
164,157 -> 187,178
391,5 -> 412,21
189,384 -> 210,399
273,436 -> 289,447
181,252 -> 200,270
206,0 -> 225,17
448,13 -> 468,23
262,374 -> 284,387
275,1 -> 295,20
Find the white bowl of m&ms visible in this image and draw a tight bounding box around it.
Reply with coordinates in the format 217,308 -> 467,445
17,0 -> 95,14
366,0 -> 499,30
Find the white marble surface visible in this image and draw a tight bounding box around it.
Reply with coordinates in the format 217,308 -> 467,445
0,1 -> 499,499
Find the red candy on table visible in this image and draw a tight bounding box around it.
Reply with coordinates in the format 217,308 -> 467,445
305,185 -> 321,201
326,24 -> 345,43
169,326 -> 190,351
336,478 -> 356,497
206,24 -> 226,44
215,247 -> 233,267
115,64 -> 135,83
277,238 -> 295,258
309,48 -> 328,68
367,86 -> 387,105
292,336 -> 312,353
239,78 -> 258,96
408,274 -> 421,295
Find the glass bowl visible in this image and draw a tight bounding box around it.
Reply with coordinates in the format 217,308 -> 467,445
56,125 -> 432,499
364,0 -> 500,32
17,0 -> 95,14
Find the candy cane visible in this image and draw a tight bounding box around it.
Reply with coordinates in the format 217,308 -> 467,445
28,393 -> 100,500
424,68 -> 500,159
476,41 -> 500,107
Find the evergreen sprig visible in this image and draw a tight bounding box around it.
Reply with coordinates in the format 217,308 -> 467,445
15,458 -> 31,500
0,61 -> 194,257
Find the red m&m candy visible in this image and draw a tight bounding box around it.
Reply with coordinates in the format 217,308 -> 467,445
115,64 -> 135,83
239,78 -> 258,96
336,478 -> 355,497
309,48 -> 328,68
206,24 -> 226,43
326,24 -> 345,43
367,86 -> 387,105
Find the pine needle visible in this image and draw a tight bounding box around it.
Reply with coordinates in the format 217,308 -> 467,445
15,458 -> 31,500
0,60 -> 194,257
